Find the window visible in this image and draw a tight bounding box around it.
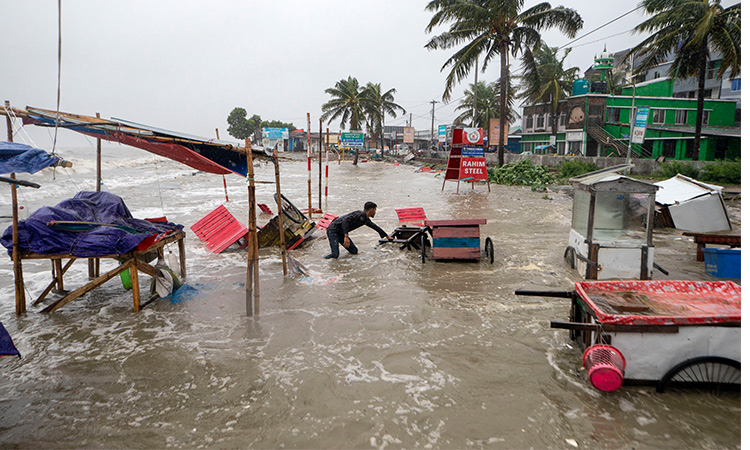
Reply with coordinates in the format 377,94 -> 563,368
652,109 -> 666,124
675,110 -> 688,125
536,114 -> 545,129
731,78 -> 741,91
654,71 -> 661,79
558,112 -> 566,128
525,115 -> 533,130
702,111 -> 710,125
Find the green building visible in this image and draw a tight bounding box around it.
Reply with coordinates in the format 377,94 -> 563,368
520,78 -> 740,161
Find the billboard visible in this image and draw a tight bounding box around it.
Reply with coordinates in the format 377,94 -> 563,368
459,157 -> 488,181
403,127 -> 415,144
438,125 -> 447,144
489,118 -> 500,146
461,127 -> 483,146
262,127 -> 289,140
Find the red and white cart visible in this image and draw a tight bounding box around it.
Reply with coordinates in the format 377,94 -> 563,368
517,280 -> 741,392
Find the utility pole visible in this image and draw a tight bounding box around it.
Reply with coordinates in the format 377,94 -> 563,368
430,100 -> 437,150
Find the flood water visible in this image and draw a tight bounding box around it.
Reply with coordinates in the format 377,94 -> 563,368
0,146 -> 741,449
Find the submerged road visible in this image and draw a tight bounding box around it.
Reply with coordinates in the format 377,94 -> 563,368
0,147 -> 740,448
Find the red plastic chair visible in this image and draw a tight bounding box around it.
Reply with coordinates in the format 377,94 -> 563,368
316,213 -> 339,230
395,207 -> 427,226
190,205 -> 249,253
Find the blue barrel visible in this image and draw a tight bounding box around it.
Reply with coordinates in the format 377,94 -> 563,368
572,79 -> 589,96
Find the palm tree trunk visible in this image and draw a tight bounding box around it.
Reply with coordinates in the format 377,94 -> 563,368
692,39 -> 708,160
497,48 -> 508,167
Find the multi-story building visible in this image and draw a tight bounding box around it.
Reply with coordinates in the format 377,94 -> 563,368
521,49 -> 740,161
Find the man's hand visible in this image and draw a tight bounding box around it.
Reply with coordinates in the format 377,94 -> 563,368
343,235 -> 350,248
386,235 -> 394,241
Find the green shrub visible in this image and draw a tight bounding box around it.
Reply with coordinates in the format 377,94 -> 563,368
654,161 -> 700,179
488,158 -> 554,188
557,160 -> 597,180
700,160 -> 741,185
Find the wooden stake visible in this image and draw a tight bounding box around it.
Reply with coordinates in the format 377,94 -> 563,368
325,128 -> 330,211
90,112 -> 102,279
245,139 -> 260,316
322,119 -> 323,214
5,100 -> 26,314
307,113 -> 312,216
273,148 -> 288,276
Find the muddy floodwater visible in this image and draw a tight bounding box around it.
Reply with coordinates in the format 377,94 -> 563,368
0,147 -> 741,449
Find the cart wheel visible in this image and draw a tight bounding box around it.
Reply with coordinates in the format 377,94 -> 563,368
564,246 -> 576,269
420,234 -> 427,264
656,356 -> 740,394
484,237 -> 494,264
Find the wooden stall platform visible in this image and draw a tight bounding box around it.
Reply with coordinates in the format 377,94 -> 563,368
17,231 -> 186,313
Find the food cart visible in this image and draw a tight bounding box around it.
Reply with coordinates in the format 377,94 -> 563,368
517,280 -> 741,392
380,219 -> 494,264
565,165 -> 663,280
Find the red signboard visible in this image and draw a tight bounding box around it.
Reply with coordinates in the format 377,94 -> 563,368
461,128 -> 484,146
459,157 -> 488,181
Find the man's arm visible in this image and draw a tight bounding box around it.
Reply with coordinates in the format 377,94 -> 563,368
365,218 -> 388,238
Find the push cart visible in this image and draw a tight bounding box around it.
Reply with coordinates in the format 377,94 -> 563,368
380,219 -> 494,264
516,280 -> 741,393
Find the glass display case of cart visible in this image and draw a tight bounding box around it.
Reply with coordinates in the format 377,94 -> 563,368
566,165 -> 660,280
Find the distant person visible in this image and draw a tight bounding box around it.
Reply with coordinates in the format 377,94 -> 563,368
324,201 -> 392,259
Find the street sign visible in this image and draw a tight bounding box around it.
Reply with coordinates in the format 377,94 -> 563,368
632,106 -> 650,144
462,128 -> 483,145
341,132 -> 364,147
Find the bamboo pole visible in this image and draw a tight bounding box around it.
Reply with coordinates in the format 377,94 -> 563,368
325,128 -> 330,211
273,148 -> 287,276
90,112 -> 102,279
322,119 -> 323,214
245,139 -> 260,316
5,100 -> 26,314
306,113 -> 312,215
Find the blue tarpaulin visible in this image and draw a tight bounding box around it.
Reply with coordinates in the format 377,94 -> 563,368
0,321 -> 20,359
0,141 -> 60,174
1,191 -> 183,257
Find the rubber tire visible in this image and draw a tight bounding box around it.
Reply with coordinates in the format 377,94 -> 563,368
656,356 -> 741,393
564,246 -> 576,269
485,237 -> 494,264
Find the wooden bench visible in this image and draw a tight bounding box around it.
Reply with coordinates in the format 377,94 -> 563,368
682,232 -> 741,261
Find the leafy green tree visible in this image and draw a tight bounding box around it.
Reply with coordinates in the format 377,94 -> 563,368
519,42 -> 578,141
425,0 -> 583,166
261,120 -> 297,133
227,107 -> 255,139
364,82 -> 406,151
627,0 -> 740,160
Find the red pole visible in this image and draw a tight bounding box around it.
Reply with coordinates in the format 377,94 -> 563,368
325,128 -> 330,208
306,112 -> 312,214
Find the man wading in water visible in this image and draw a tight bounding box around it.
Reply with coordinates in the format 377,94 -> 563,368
324,201 -> 392,259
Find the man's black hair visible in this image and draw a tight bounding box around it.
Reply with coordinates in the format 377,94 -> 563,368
364,201 -> 377,211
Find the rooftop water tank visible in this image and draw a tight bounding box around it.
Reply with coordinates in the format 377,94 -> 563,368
573,79 -> 589,96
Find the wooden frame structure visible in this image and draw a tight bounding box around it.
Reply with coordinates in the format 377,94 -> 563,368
21,231 -> 187,313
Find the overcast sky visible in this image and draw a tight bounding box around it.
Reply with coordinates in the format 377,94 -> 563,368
0,1 -> 738,148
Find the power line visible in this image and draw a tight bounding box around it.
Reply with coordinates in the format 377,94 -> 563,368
560,6 -> 641,49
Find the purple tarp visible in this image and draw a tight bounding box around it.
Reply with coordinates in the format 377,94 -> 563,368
0,141 -> 60,174
1,191 -> 183,257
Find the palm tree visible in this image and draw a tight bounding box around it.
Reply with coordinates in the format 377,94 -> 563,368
627,0 -> 740,160
519,42 -> 578,143
321,76 -> 372,132
321,76 -> 373,164
454,81 -> 496,129
425,0 -> 583,166
364,83 -> 406,153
